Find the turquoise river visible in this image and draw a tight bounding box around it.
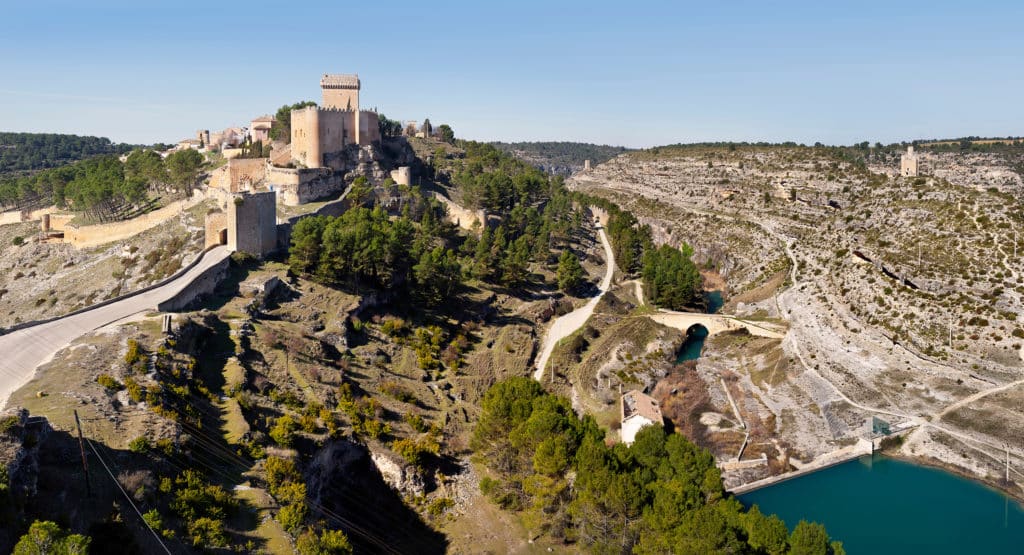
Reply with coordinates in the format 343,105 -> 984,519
739,455 -> 1024,554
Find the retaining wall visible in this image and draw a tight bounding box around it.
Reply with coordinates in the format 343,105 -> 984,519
156,255 -> 230,312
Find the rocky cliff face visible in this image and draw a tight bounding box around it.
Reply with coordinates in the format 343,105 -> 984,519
0,408 -> 51,551
304,438 -> 445,553
0,408 -> 50,499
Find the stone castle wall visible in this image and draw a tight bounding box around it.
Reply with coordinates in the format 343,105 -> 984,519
390,166 -> 412,186
56,194 -> 207,248
155,254 -> 230,312
209,158 -> 268,193
432,192 -> 485,232
267,164 -> 346,206
204,210 -> 228,249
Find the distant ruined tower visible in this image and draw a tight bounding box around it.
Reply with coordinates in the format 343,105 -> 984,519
900,146 -> 919,177
584,159 -> 592,171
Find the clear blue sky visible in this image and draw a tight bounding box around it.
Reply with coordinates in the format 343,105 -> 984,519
1,1 -> 1021,148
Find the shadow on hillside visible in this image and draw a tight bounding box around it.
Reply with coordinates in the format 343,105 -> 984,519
309,439 -> 448,554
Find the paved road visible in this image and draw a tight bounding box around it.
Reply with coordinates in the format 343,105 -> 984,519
533,226 -> 615,381
0,246 -> 231,409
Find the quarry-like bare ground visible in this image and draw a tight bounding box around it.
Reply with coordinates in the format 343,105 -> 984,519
569,145 -> 1024,496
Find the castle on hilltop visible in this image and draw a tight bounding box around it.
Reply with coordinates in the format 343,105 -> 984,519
290,73 -> 381,169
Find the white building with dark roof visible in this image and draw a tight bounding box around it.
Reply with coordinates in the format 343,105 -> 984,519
620,390 -> 664,445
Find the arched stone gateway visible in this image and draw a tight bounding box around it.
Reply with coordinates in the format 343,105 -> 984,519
649,310 -> 785,339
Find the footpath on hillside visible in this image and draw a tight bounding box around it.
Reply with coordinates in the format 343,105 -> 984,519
533,225 -> 616,381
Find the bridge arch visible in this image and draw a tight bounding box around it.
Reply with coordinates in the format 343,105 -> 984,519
649,311 -> 785,339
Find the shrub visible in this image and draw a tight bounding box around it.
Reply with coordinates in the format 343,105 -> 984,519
128,436 -> 150,453
12,236 -> 24,246
381,317 -> 409,338
124,377 -> 143,403
278,502 -> 308,534
96,374 -> 123,391
296,528 -> 353,555
269,415 -> 298,447
404,413 -> 428,433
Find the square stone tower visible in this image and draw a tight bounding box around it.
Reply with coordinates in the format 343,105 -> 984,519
228,191 -> 278,257
900,146 -> 919,177
321,74 -> 360,112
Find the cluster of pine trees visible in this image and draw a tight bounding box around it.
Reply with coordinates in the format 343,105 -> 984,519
288,197 -> 461,307
578,194 -> 703,310
289,142 -> 586,303
0,148 -> 203,220
473,378 -> 845,554
0,132 -> 134,175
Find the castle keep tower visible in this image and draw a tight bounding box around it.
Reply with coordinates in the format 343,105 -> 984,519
321,74 -> 360,111
290,74 -> 380,168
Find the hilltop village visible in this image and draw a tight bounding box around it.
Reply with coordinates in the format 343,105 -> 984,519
0,71 -> 1021,553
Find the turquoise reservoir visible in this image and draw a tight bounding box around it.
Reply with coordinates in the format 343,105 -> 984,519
739,456 -> 1024,554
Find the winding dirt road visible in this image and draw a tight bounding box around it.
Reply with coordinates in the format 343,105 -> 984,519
533,226 -> 615,381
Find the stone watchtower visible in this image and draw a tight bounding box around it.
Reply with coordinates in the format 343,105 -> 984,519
900,146 -> 919,177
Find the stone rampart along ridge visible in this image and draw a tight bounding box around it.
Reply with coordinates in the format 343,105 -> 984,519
49,193 -> 206,249
432,192 -> 485,232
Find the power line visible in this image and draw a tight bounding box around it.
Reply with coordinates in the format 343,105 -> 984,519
85,436 -> 173,555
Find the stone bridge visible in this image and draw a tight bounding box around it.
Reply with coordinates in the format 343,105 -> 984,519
649,310 -> 786,339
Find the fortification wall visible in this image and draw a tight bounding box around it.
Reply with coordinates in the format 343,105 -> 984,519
390,166 -> 412,186
0,206 -> 60,226
433,192 -> 485,232
270,143 -> 292,166
319,110 -> 347,158
290,173 -> 346,205
204,211 -> 228,248
323,85 -> 359,112
58,192 -> 209,248
210,158 -> 266,193
359,111 -> 381,144
0,212 -> 20,226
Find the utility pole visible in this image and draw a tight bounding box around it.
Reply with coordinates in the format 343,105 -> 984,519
73,410 -> 91,498
1007,444 -> 1011,484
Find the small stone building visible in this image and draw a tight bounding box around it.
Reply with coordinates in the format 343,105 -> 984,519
250,115 -> 275,144
620,390 -> 664,445
204,191 -> 278,258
